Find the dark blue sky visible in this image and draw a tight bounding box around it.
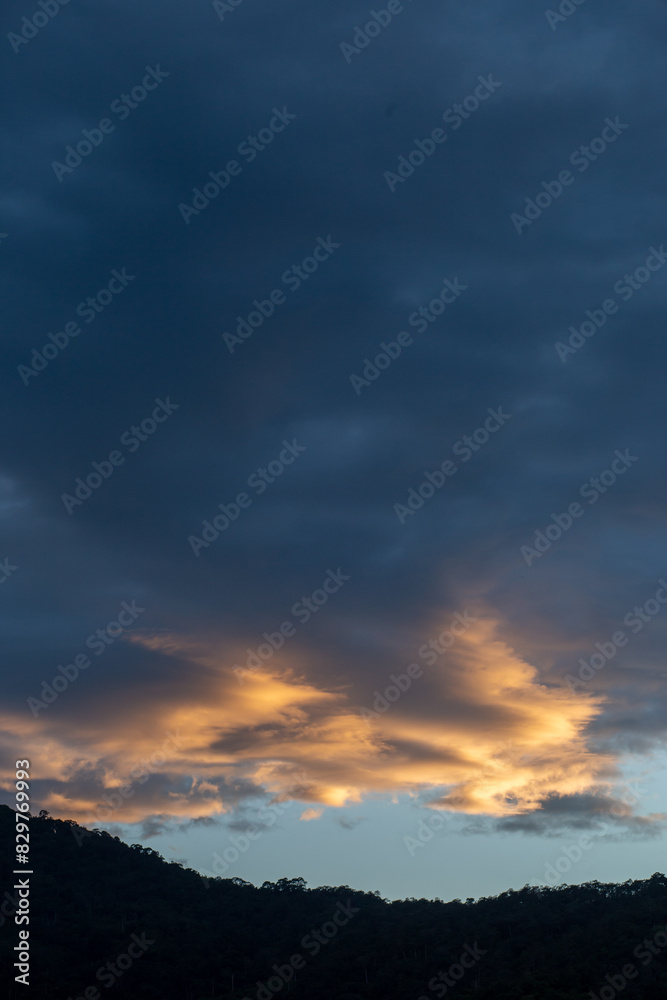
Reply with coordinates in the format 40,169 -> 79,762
2,0 -> 667,899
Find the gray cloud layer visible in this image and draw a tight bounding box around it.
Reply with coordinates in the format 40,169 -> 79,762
2,0 -> 667,835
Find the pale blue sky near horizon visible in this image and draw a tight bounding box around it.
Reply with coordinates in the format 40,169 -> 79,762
107,758 -> 667,901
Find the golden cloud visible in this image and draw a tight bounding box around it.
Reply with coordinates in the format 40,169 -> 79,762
0,616 -> 616,824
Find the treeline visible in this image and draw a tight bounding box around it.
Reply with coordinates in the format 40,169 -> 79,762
1,805 -> 666,1000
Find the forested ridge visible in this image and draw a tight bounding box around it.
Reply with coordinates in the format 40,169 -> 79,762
1,805 -> 667,1000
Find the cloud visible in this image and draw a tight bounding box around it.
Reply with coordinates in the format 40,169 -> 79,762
300,808 -> 324,821
492,789 -> 667,839
2,0 -> 667,857
0,615 -> 637,831
336,815 -> 366,830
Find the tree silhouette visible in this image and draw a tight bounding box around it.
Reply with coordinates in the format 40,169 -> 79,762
1,805 -> 667,1000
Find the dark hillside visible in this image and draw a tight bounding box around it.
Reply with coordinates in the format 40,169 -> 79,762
1,806 -> 667,1000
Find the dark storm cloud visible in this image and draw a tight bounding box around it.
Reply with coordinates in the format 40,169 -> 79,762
2,0 -> 667,833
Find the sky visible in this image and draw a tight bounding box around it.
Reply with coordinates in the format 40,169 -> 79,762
2,0 -> 667,902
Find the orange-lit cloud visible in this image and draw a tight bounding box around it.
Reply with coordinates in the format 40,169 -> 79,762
0,614 -> 623,826
300,808 -> 324,821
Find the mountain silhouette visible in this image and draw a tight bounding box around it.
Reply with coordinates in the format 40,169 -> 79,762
1,806 -> 667,999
